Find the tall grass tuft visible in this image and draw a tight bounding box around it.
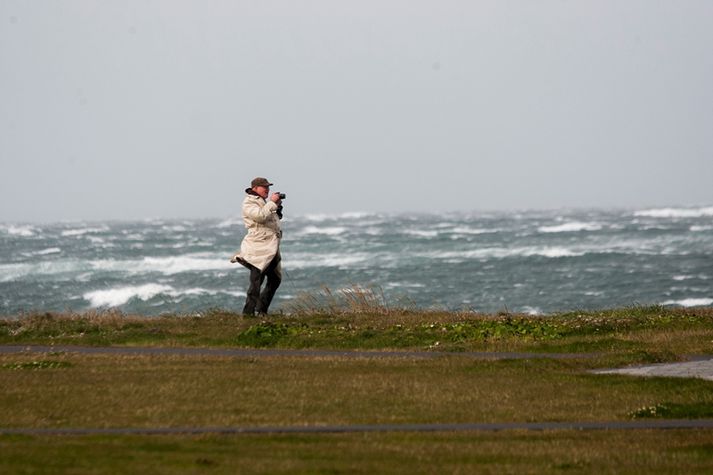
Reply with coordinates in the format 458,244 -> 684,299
283,285 -> 413,316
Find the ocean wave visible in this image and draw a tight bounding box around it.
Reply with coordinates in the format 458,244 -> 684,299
34,247 -> 62,256
90,255 -> 232,275
84,284 -> 174,307
4,225 -> 36,237
285,253 -> 369,269
61,226 -> 108,237
423,246 -> 585,260
403,229 -> 439,238
162,225 -> 189,232
691,225 -> 713,232
384,281 -> 426,289
216,217 -> 242,228
449,226 -> 500,235
520,306 -> 542,315
295,226 -> 348,236
634,206 -> 713,219
538,222 -> 602,233
83,284 -> 244,307
301,211 -> 376,222
662,298 -> 713,307
0,260 -> 88,282
1,254 -> 234,281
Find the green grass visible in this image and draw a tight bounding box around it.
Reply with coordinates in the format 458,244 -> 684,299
2,305 -> 712,359
1,430 -> 713,474
1,353 -> 712,428
1,304 -> 712,473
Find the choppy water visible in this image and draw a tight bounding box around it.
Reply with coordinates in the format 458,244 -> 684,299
1,206 -> 712,315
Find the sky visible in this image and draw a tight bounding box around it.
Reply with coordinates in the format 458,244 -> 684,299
1,1 -> 712,222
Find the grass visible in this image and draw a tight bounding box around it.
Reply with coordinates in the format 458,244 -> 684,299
1,303 -> 712,361
1,430 -> 713,474
1,300 -> 712,473
1,352 -> 712,428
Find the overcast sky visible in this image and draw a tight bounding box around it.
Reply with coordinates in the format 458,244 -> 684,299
2,1 -> 712,222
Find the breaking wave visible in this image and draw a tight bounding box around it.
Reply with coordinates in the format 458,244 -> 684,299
538,222 -> 602,233
634,206 -> 713,219
84,284 -> 243,307
662,298 -> 713,307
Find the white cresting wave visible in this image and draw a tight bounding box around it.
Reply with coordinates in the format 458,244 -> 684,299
90,255 -> 233,275
4,225 -> 36,237
295,226 -> 349,236
420,246 -> 586,261
61,227 -> 109,237
0,254 -> 234,281
662,298 -> 713,307
538,222 -> 602,233
634,206 -> 713,219
83,284 -> 243,307
33,247 -> 62,256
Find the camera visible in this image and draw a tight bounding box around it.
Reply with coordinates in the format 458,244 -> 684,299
277,193 -> 286,200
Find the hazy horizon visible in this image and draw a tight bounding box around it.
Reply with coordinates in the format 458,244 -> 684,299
2,1 -> 712,223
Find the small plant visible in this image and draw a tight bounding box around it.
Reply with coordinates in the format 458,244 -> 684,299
629,402 -> 713,419
236,322 -> 291,347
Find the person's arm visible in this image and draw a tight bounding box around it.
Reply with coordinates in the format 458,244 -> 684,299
243,199 -> 278,223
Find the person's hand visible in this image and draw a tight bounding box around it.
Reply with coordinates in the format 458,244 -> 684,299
270,192 -> 282,204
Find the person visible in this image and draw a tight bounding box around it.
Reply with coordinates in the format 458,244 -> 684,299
230,177 -> 284,316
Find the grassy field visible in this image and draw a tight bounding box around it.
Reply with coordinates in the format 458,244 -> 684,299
1,305 -> 712,473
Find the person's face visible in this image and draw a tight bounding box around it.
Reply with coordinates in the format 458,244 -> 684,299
253,185 -> 270,199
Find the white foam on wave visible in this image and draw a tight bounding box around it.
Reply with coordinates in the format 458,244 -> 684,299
162,224 -> 188,232
216,217 -> 242,228
84,284 -> 174,307
520,306 -> 542,316
423,246 -> 585,260
61,226 -> 108,237
404,229 -> 439,238
301,211 -> 375,222
35,247 -> 62,256
285,253 -> 369,269
0,260 -> 90,282
90,255 -> 232,275
84,284 -> 245,307
691,225 -> 713,232
5,225 -> 36,237
662,298 -> 713,307
538,222 -> 602,233
384,281 -> 426,289
1,254 -> 234,281
295,225 -> 348,236
449,226 -> 499,235
635,206 -> 713,219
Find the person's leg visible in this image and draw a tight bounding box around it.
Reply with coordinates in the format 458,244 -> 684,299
243,264 -> 265,316
256,254 -> 282,315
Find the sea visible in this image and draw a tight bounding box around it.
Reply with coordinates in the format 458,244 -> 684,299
1,206 -> 712,316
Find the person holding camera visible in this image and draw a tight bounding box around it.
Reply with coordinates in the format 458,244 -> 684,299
230,177 -> 284,316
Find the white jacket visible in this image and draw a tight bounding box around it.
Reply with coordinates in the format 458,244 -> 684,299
231,193 -> 282,272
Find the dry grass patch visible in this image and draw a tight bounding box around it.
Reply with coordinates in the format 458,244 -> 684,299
1,430 -> 712,474
1,353 -> 712,430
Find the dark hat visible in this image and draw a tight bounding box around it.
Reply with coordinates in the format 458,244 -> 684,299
250,177 -> 273,188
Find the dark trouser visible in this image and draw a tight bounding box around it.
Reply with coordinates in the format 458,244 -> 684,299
243,253 -> 282,316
